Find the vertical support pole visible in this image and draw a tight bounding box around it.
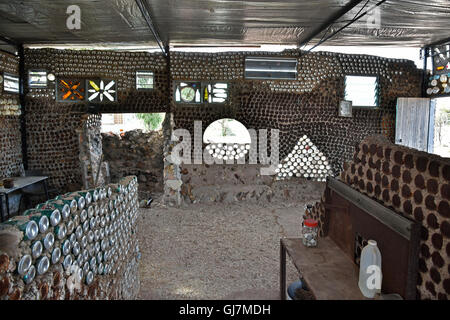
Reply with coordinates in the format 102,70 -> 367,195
280,239 -> 287,300
165,44 -> 170,111
0,195 -> 4,222
421,47 -> 429,98
18,44 -> 28,171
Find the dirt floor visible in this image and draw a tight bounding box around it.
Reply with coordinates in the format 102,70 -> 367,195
137,179 -> 325,300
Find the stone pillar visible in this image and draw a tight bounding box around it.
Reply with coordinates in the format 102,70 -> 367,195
78,114 -> 107,189
162,113 -> 183,206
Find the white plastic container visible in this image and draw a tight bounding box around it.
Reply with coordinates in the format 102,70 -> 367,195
358,240 -> 382,298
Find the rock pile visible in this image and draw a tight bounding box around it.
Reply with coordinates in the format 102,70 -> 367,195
102,130 -> 164,200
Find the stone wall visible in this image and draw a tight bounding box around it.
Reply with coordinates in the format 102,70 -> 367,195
78,114 -> 109,189
0,51 -> 23,178
102,130 -> 164,200
308,135 -> 450,300
0,176 -> 140,300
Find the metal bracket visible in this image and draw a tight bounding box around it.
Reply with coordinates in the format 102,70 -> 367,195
135,0 -> 168,57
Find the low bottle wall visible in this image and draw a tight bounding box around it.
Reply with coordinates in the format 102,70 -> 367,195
308,135 -> 450,300
0,176 -> 140,300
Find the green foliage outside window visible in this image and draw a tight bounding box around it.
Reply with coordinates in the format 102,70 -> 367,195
136,113 -> 165,131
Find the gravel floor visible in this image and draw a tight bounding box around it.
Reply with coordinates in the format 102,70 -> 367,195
137,180 -> 325,300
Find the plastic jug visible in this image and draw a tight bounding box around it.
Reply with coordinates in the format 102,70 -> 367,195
358,240 -> 382,298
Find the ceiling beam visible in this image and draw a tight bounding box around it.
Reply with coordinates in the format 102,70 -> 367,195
426,36 -> 450,48
298,0 -> 365,48
0,34 -> 20,47
135,0 -> 167,56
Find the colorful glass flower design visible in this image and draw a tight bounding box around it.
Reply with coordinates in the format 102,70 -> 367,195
87,79 -> 116,102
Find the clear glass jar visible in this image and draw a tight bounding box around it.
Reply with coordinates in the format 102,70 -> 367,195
302,219 -> 318,247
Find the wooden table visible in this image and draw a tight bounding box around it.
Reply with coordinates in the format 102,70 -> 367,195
0,176 -> 49,222
280,237 -> 366,300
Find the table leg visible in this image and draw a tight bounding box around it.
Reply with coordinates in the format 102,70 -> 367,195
43,180 -> 49,200
0,195 -> 4,222
5,194 -> 10,220
280,239 -> 286,300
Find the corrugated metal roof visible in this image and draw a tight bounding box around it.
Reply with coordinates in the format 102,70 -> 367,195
0,0 -> 448,47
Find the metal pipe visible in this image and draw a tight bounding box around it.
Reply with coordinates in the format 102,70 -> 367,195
0,34 -> 19,47
298,0 -> 364,48
165,44 -> 171,112
135,0 -> 167,56
306,0 -> 388,52
18,44 -> 28,170
0,48 -> 18,56
421,47 -> 429,97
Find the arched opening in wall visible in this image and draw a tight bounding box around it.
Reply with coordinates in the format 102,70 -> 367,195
203,119 -> 251,161
276,135 -> 333,182
100,113 -> 166,200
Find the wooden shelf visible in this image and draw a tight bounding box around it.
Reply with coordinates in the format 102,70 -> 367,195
281,237 -> 367,300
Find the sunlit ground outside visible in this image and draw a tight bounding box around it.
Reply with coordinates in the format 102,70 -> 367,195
434,97 -> 450,158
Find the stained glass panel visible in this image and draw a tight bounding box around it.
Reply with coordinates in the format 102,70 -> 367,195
174,82 -> 202,104
87,79 -> 117,103
56,79 -> 85,102
203,82 -> 228,103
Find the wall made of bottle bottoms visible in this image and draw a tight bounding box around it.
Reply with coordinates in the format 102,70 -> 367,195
24,49 -> 169,114
22,49 -> 168,192
171,50 -> 423,179
306,135 -> 450,300
0,51 -> 23,178
20,48 -> 424,192
0,176 -> 140,300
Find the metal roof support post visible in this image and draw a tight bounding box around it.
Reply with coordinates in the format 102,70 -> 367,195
165,44 -> 171,112
135,0 -> 168,56
298,0 -> 364,48
421,47 -> 429,97
18,44 -> 28,170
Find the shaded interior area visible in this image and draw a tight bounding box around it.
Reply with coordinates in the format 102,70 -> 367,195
0,0 -> 449,302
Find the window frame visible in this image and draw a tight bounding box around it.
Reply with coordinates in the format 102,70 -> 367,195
344,74 -> 380,109
244,56 -> 298,80
28,69 -> 48,89
136,70 -> 154,91
113,114 -> 124,124
2,72 -> 20,94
